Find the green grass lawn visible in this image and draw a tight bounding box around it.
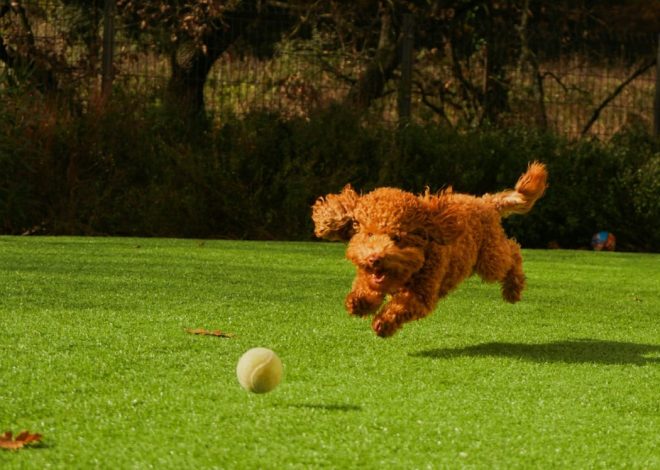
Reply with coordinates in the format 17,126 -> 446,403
1,237 -> 658,468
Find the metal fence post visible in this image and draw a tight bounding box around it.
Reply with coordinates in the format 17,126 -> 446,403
101,0 -> 116,99
397,13 -> 414,125
654,33 -> 660,138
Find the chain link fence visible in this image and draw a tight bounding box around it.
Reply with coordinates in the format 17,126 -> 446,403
1,1 -> 658,139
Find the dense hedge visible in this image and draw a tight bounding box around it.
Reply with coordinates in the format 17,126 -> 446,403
1,95 -> 658,251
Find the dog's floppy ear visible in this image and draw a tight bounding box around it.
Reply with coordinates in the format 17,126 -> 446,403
421,190 -> 465,245
312,185 -> 360,241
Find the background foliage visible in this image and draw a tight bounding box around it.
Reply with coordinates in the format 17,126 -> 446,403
1,1 -> 658,135
1,1 -> 659,251
1,92 -> 658,251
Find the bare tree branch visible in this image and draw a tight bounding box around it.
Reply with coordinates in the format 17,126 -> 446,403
581,58 -> 656,136
414,80 -> 455,129
316,55 -> 356,86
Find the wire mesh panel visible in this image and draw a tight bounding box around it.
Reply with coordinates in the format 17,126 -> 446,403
0,1 -> 657,139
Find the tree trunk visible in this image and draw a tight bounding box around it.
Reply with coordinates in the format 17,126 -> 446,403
344,2 -> 401,110
481,0 -> 510,125
164,11 -> 257,123
166,42 -> 218,122
0,4 -> 58,95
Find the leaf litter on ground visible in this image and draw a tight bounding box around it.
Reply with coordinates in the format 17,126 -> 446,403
0,430 -> 43,451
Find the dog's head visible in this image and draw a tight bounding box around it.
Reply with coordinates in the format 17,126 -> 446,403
336,187 -> 465,293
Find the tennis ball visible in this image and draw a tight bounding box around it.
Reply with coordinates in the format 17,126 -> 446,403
236,347 -> 282,393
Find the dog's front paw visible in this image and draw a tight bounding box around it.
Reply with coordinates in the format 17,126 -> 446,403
345,292 -> 381,317
371,315 -> 400,338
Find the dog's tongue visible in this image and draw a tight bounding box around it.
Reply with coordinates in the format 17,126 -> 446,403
370,271 -> 386,285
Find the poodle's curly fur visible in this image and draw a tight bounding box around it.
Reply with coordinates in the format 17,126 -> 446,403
312,162 -> 548,337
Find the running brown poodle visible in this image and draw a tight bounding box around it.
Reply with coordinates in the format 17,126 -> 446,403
312,162 -> 548,337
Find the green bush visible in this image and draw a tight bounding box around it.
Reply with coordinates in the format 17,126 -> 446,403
504,130 -> 659,251
0,92 -> 657,251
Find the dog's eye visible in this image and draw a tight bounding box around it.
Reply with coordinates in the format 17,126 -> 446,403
391,234 -> 401,243
352,221 -> 360,231
411,229 -> 427,240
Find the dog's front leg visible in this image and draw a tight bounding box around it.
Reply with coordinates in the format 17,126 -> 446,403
371,289 -> 434,337
345,269 -> 385,317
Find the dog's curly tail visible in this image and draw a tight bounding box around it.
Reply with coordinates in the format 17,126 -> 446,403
483,162 -> 548,217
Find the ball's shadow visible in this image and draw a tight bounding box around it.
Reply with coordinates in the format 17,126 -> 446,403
281,403 -> 362,412
411,339 -> 660,365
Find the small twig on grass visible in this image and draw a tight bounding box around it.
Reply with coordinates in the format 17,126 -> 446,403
185,328 -> 235,338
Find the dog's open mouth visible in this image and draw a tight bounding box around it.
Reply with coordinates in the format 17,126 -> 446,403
367,268 -> 391,290
370,270 -> 386,285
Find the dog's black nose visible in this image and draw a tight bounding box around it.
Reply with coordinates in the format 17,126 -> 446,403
367,254 -> 382,268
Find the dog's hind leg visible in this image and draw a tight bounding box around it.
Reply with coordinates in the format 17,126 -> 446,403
501,239 -> 525,303
476,232 -> 526,303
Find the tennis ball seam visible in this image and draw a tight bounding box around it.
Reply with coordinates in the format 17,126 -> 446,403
249,352 -> 275,393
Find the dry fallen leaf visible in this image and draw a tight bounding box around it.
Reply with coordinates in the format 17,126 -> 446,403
0,430 -> 43,450
185,328 -> 235,338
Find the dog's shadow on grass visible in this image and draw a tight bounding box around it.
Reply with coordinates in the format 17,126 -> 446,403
412,339 -> 660,365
